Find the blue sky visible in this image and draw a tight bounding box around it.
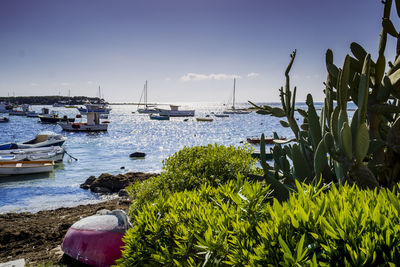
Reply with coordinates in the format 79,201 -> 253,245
0,0 -> 391,103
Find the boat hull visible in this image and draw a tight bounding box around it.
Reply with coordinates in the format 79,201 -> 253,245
59,122 -> 108,131
196,118 -> 213,122
158,110 -> 195,117
150,115 -> 169,120
39,116 -> 75,124
62,211 -> 129,267
223,110 -> 251,114
0,160 -> 54,175
0,146 -> 64,162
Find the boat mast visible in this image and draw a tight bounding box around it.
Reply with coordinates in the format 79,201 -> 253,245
232,78 -> 236,110
145,80 -> 148,108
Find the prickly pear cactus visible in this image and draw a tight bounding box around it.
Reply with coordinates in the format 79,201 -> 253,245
250,0 -> 400,197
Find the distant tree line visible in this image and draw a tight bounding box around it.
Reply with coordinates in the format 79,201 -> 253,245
0,96 -> 105,105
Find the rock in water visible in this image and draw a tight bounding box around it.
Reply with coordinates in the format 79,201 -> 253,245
129,152 -> 146,158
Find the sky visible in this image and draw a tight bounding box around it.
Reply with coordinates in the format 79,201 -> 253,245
0,0 -> 393,103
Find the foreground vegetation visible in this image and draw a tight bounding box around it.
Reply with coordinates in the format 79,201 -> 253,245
119,172 -> 400,266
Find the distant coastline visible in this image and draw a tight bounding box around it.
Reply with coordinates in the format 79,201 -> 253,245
0,96 -> 104,105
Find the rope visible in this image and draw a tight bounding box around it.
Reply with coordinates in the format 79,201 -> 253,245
62,148 -> 78,161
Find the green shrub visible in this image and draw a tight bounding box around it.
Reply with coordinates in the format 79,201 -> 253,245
119,181 -> 400,266
126,144 -> 259,212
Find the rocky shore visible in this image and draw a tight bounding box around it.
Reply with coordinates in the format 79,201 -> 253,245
0,172 -> 158,266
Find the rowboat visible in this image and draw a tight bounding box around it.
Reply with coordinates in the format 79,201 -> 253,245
214,114 -> 229,118
0,160 -> 54,175
196,118 -> 213,122
0,116 -> 9,123
62,210 -> 130,267
0,133 -> 67,150
0,146 -> 65,162
150,114 -> 169,120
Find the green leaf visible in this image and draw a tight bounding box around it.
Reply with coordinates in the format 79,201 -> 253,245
280,120 -> 290,128
355,123 -> 370,163
358,54 -> 371,123
350,42 -> 367,62
314,139 -> 328,177
382,18 -> 399,37
340,122 -> 353,160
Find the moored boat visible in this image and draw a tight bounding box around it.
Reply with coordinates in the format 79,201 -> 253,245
0,116 -> 9,123
158,105 -> 195,117
196,117 -> 213,122
0,146 -> 65,162
137,80 -> 158,114
0,160 -> 55,175
62,210 -> 130,267
77,103 -> 111,115
0,133 -> 67,150
150,114 -> 169,120
59,106 -> 108,131
39,112 -> 75,124
214,114 -> 229,118
223,79 -> 251,114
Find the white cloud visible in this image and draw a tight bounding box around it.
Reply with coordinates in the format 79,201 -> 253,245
60,82 -> 70,86
247,72 -> 259,78
87,81 -> 93,85
30,82 -> 38,86
180,73 -> 241,81
165,77 -> 171,81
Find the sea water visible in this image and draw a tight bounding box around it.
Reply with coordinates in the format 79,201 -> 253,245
0,102 -> 318,213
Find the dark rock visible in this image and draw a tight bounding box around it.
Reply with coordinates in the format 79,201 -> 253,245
80,176 -> 96,189
80,172 -> 159,194
92,187 -> 112,194
129,152 -> 146,158
120,166 -> 125,169
118,189 -> 128,197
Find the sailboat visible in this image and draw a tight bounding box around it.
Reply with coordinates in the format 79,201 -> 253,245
137,81 -> 158,114
223,78 -> 251,114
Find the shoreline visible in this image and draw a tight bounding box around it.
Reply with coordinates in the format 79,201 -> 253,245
0,197 -> 131,265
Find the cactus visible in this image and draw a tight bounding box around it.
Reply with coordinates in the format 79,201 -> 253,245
250,0 -> 400,196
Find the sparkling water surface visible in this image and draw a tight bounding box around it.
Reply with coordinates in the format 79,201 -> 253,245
0,102 -> 316,213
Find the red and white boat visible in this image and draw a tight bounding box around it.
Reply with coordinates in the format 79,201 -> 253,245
62,210 -> 130,267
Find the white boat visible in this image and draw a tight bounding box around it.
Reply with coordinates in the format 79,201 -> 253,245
0,116 -> 9,123
223,79 -> 251,114
0,146 -> 65,162
137,81 -> 158,114
0,160 -> 55,175
77,103 -> 111,115
9,104 -> 30,116
59,106 -> 108,131
158,105 -> 195,117
214,114 -> 229,118
0,133 -> 67,150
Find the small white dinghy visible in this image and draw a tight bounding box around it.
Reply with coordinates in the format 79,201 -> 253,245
0,146 -> 65,162
0,160 -> 55,175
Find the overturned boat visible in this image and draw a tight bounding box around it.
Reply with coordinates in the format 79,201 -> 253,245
62,210 -> 130,267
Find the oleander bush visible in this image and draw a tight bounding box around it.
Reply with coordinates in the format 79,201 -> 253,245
126,144 -> 260,212
118,181 -> 400,266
